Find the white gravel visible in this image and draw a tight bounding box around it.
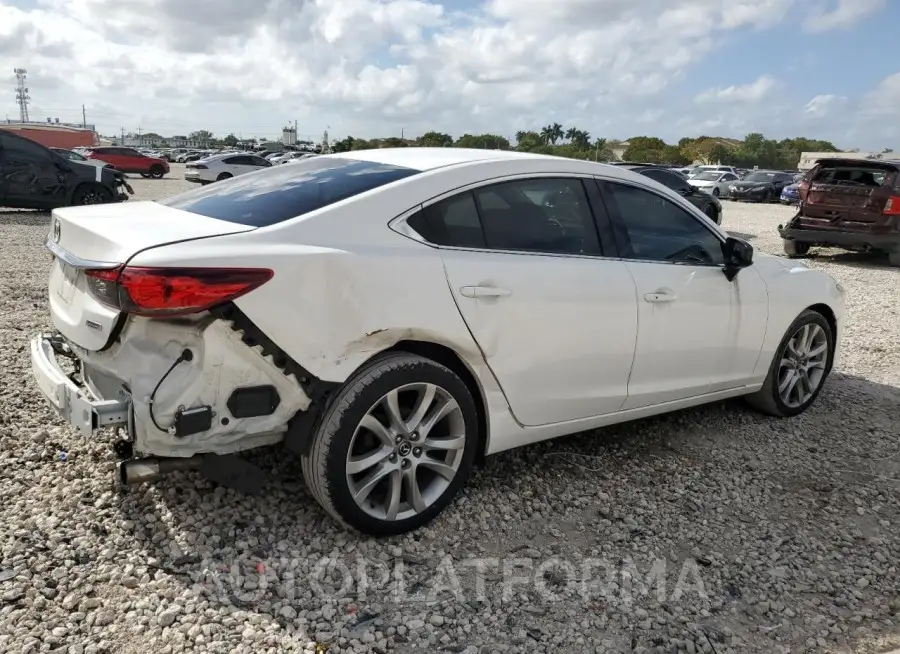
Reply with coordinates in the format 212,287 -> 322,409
1,165 -> 899,654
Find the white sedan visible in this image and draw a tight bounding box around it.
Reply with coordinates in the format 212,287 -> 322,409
689,170 -> 740,197
31,148 -> 845,535
183,152 -> 272,183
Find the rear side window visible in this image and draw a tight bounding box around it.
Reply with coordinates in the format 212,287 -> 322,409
159,157 -> 421,227
812,165 -> 890,187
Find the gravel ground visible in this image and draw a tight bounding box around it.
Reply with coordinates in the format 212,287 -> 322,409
1,165 -> 899,654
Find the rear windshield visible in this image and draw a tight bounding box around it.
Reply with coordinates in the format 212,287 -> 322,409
812,165 -> 887,187
158,157 -> 421,226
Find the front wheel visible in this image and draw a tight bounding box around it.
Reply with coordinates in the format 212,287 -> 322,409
712,187 -> 720,197
149,164 -> 165,179
301,353 -> 479,536
72,184 -> 113,206
216,172 -> 233,182
745,310 -> 834,417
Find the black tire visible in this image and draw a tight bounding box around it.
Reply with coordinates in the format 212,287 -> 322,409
705,204 -> 720,225
149,164 -> 165,179
712,187 -> 720,197
140,173 -> 151,179
783,239 -> 810,257
216,172 -> 233,182
71,184 -> 113,206
301,352 -> 479,536
745,309 -> 834,417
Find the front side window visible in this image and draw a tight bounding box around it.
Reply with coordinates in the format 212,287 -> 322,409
159,157 -> 421,227
3,135 -> 50,161
416,178 -> 601,256
601,181 -> 724,265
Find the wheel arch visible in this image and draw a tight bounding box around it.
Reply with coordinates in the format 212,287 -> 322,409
381,339 -> 491,465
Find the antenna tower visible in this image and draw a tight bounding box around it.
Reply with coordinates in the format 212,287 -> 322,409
14,69 -> 30,122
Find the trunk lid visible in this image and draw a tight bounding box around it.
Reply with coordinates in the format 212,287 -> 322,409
47,201 -> 256,351
799,159 -> 898,229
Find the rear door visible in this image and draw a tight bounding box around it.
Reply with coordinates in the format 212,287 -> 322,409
801,161 -> 896,230
413,176 -> 639,426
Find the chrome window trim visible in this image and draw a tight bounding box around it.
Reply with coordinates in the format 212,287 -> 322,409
388,171 -> 731,268
45,237 -> 120,270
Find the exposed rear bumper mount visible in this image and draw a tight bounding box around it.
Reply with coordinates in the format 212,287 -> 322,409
30,334 -> 131,437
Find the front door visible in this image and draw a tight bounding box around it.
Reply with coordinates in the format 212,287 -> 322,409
0,133 -> 68,209
420,176 -> 639,426
597,179 -> 767,409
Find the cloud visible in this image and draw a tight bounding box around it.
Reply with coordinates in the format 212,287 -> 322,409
805,0 -> 885,33
0,0 -> 889,149
694,76 -> 778,104
804,94 -> 848,117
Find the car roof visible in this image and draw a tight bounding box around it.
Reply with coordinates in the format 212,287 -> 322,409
328,147 -> 557,172
813,157 -> 900,169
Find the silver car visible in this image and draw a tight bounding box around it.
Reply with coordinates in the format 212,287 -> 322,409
688,170 -> 740,198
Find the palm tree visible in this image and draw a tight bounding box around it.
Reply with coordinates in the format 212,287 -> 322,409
540,125 -> 554,145
550,122 -> 564,145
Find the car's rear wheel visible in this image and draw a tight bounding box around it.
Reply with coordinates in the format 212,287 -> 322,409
216,172 -> 233,181
72,184 -> 113,206
302,353 -> 479,536
783,239 -> 810,257
745,310 -> 833,417
149,164 -> 165,179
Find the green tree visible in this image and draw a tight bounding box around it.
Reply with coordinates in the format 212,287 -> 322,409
416,131 -> 453,147
622,136 -> 669,162
454,133 -> 510,149
222,133 -> 238,147
189,130 -> 214,145
565,128 -> 591,151
540,122 -> 564,145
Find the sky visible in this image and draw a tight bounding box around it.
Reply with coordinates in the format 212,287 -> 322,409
1,0 -> 898,149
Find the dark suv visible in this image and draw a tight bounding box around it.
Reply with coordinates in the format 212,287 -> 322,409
778,158 -> 900,266
615,164 -> 723,224
0,131 -> 132,210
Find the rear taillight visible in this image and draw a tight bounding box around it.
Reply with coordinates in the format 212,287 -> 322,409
84,267 -> 273,317
884,195 -> 900,215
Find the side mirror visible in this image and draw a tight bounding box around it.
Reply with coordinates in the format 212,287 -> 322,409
678,187 -> 692,196
722,236 -> 753,281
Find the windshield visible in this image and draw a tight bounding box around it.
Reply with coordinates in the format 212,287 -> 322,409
743,171 -> 776,182
159,157 -> 422,227
694,172 -> 721,181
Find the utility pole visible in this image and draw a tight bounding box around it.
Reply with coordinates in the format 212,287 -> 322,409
137,126 -> 142,147
14,69 -> 30,122
121,127 -> 125,145
82,104 -> 86,127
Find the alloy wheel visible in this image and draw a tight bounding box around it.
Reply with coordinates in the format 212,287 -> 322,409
777,323 -> 829,408
346,382 -> 466,522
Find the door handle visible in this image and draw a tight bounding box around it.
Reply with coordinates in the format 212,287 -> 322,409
643,290 -> 677,303
459,286 -> 512,299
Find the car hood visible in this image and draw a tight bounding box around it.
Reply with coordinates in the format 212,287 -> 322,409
732,179 -> 773,188
690,180 -> 717,187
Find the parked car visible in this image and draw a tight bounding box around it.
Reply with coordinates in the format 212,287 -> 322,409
727,170 -> 794,203
779,174 -> 806,205
30,148 -> 845,535
0,130 -> 132,210
184,153 -> 273,183
688,170 -> 740,198
618,164 -> 723,223
83,147 -> 170,178
686,165 -> 740,179
778,158 -> 900,266
51,147 -> 110,170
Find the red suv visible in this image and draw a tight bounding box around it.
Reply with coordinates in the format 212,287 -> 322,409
84,147 -> 169,178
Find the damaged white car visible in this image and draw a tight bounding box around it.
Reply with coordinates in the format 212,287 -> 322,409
32,148 -> 846,535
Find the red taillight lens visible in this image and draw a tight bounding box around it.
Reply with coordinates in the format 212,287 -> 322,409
84,267 -> 273,317
884,195 -> 900,215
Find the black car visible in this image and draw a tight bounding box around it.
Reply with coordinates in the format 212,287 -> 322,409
618,164 -> 723,224
1,131 -> 132,210
726,170 -> 794,203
